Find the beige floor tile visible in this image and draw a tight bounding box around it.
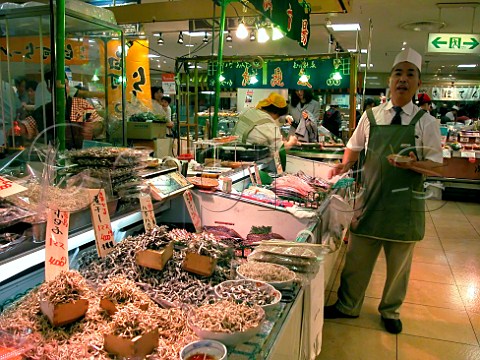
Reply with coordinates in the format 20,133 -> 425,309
435,224 -> 480,240
441,239 -> 480,254
401,302 -> 478,345
469,312 -> 480,344
317,322 -> 396,360
431,215 -> 471,226
446,251 -> 480,269
426,200 -> 458,213
410,262 -> 455,284
451,266 -> 480,288
365,273 -> 385,299
417,236 -> 442,250
457,203 -> 480,216
413,247 -> 448,266
404,279 -> 464,310
398,334 -> 480,360
458,285 -> 480,313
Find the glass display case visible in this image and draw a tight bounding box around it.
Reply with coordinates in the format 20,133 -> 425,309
0,2 -> 126,152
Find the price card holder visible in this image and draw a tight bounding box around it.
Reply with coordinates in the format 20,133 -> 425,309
0,175 -> 27,198
45,208 -> 70,281
247,165 -> 256,186
88,189 -> 114,257
183,190 -> 202,233
139,194 -> 156,232
442,149 -> 452,158
461,151 -> 476,158
254,164 -> 262,185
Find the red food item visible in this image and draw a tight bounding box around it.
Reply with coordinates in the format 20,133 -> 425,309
186,354 -> 216,360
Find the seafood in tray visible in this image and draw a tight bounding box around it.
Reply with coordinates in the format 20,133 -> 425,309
236,262 -> 296,289
214,279 -> 281,310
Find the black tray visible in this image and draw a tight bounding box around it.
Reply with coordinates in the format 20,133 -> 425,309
218,144 -> 270,161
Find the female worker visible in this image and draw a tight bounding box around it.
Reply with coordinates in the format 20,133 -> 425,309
233,92 -> 298,176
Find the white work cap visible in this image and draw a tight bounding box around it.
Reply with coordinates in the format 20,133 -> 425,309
392,48 -> 422,72
452,105 -> 459,110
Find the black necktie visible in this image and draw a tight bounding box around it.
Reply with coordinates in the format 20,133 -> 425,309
391,106 -> 402,125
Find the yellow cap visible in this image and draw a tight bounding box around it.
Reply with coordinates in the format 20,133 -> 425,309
256,92 -> 287,109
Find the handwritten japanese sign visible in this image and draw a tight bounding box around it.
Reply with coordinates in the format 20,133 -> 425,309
139,194 -> 156,232
0,175 -> 27,198
126,39 -> 152,105
183,190 -> 202,233
45,208 -> 70,281
0,37 -> 88,65
88,189 -> 114,258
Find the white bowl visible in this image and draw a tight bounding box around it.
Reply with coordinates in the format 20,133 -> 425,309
214,279 -> 282,311
179,340 -> 227,360
236,262 -> 296,289
188,306 -> 265,346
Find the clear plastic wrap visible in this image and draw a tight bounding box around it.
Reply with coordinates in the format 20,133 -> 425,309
326,194 -> 354,253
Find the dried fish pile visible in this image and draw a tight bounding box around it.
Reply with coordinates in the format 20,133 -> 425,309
38,271 -> 88,305
295,170 -> 331,192
77,226 -> 232,306
215,280 -> 277,307
99,276 -> 150,308
0,272 -> 197,359
110,304 -> 156,338
190,300 -> 263,333
245,225 -> 285,245
0,200 -> 34,229
64,147 -> 146,167
237,262 -> 295,283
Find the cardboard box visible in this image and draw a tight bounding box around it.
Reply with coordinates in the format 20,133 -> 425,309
127,122 -> 166,140
99,299 -> 149,316
104,328 -> 159,358
135,242 -> 174,271
39,299 -> 89,326
182,252 -> 217,277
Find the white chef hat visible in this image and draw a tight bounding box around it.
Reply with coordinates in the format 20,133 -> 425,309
392,48 -> 422,73
452,105 -> 459,110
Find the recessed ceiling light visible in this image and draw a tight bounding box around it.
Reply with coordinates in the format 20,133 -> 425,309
360,63 -> 374,67
457,64 -> 477,68
185,44 -> 195,47
148,54 -> 160,58
347,48 -> 367,53
327,23 -> 361,31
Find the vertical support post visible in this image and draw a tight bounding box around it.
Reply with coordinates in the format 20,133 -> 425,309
55,0 -> 66,150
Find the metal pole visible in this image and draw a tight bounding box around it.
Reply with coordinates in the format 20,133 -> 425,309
212,0 -> 229,138
362,19 -> 373,110
55,0 -> 66,150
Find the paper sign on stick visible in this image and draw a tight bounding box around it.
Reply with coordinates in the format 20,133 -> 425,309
88,189 -> 114,257
0,175 -> 27,198
45,208 -> 70,281
183,190 -> 202,233
139,194 -> 156,232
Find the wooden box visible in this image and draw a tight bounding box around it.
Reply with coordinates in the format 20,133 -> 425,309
39,299 -> 89,326
127,122 -> 166,140
182,252 -> 217,277
135,242 -> 174,271
104,328 -> 159,359
99,299 -> 149,316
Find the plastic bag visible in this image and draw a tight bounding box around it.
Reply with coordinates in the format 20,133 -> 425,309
326,194 -> 354,253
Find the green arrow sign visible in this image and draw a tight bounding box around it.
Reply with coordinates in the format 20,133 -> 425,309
428,33 -> 480,54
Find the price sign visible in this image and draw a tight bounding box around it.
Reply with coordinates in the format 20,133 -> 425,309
45,208 -> 70,281
0,175 -> 27,198
274,151 -> 283,174
461,151 -> 476,159
88,189 -> 114,257
139,194 -> 156,232
183,190 -> 202,232
254,164 -> 262,185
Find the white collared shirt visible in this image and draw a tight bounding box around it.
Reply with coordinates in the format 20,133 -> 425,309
347,100 -> 443,163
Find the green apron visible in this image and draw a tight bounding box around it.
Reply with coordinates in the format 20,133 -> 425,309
351,109 -> 426,242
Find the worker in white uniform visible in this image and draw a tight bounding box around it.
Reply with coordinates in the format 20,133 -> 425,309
324,48 -> 443,334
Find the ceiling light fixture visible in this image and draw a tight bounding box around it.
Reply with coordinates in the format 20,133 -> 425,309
249,75 -> 258,84
226,30 -> 232,42
177,31 -> 184,44
203,32 -> 208,43
299,74 -> 309,83
250,30 -> 256,42
332,72 -> 342,81
327,23 -> 361,31
236,19 -> 248,39
272,26 -> 284,40
257,27 -> 269,43
157,33 -> 164,45
457,64 -> 477,68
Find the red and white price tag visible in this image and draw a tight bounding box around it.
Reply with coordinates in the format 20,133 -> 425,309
183,189 -> 202,233
88,189 -> 114,257
139,194 -> 156,232
0,175 -> 27,198
45,208 -> 70,281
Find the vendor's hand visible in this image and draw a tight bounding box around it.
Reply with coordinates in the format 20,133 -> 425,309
387,151 -> 417,169
329,162 -> 346,178
166,121 -> 174,128
285,115 -> 293,125
302,110 -> 309,119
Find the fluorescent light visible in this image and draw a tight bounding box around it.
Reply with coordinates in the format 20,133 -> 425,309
366,76 -> 378,79
184,31 -> 209,37
332,72 -> 342,80
299,74 -> 309,82
185,44 -> 195,47
347,48 -> 367,53
272,26 -> 284,40
249,76 -> 258,84
188,65 -> 203,69
219,75 -> 225,82
327,23 -> 361,31
360,63 -> 374,68
201,91 -> 215,94
148,54 -> 160,58
457,64 -> 477,68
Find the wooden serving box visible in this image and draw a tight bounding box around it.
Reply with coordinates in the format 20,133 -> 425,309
40,299 -> 89,326
135,242 -> 174,271
99,299 -> 149,316
182,252 -> 217,277
104,328 -> 159,359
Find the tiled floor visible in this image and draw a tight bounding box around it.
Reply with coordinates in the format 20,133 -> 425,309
319,200 -> 480,360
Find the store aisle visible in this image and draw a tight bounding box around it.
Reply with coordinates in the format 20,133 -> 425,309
319,200 -> 480,360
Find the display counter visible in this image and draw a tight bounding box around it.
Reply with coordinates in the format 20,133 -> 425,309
287,144 -> 344,161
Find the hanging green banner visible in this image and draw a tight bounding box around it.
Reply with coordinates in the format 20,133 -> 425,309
248,0 -> 311,49
217,57 -> 351,90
